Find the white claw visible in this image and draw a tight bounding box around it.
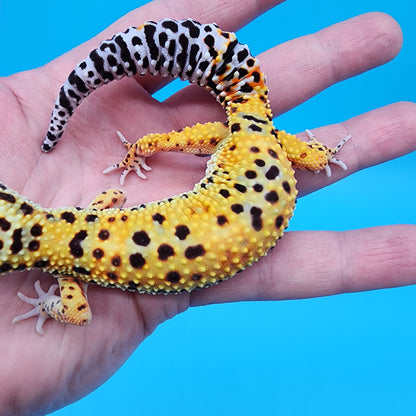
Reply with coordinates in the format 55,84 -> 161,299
334,134 -> 352,151
119,169 -> 129,186
134,167 -> 148,180
116,130 -> 130,146
305,129 -> 314,140
328,157 -> 348,171
140,159 -> 152,172
103,164 -> 120,174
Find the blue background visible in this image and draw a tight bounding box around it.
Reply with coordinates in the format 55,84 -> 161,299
1,0 -> 415,414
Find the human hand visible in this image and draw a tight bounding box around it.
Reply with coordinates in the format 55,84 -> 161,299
0,0 -> 415,414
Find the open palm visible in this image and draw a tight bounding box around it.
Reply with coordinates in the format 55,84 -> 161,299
0,0 -> 415,414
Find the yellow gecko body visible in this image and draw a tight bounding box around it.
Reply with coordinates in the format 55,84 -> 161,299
2,19 -> 349,333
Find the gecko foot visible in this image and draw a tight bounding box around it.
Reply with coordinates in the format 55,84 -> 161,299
305,129 -> 351,177
12,280 -> 60,335
103,130 -> 152,185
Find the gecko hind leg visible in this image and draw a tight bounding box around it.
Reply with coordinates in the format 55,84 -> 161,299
12,189 -> 127,334
12,280 -> 59,335
12,279 -> 91,335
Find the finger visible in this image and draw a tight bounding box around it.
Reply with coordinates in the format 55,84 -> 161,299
190,225 -> 416,306
264,11 -> 403,115
166,12 -> 402,125
43,0 -> 285,94
295,101 -> 416,196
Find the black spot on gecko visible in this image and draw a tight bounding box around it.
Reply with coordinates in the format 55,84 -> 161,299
131,36 -> 142,47
30,224 -> 42,237
107,272 -> 117,280
265,166 -> 280,180
34,260 -> 49,268
69,230 -> 88,258
230,123 -> 241,133
254,159 -> 265,167
275,215 -> 284,229
15,264 -> 26,271
185,244 -> 205,260
245,170 -> 257,179
0,263 -> 12,273
93,248 -> 104,259
250,146 -> 260,153
234,183 -> 247,193
132,230 -> 151,246
61,211 -> 76,224
162,20 -> 179,33
217,215 -> 228,226
85,214 -> 98,222
111,256 -> 121,267
243,115 -> 268,124
98,230 -> 110,240
152,213 -> 165,224
68,71 -> 89,94
250,207 -> 263,231
158,31 -> 168,47
175,225 -> 190,240
158,244 -> 175,261
282,181 -> 291,194
0,192 -> 16,203
248,124 -> 263,132
240,83 -> 253,93
0,218 -> 11,231
166,271 -> 181,283
128,281 -> 140,290
182,19 -> 201,38
10,229 -> 23,254
253,184 -> 263,193
265,191 -> 279,204
231,204 -> 244,214
192,273 -> 202,281
219,189 -> 230,198
203,34 -> 215,48
129,252 -> 146,269
268,149 -> 278,159
143,24 -> 159,61
73,266 -> 90,275
237,48 -> 249,62
20,203 -> 34,215
233,97 -> 248,104
28,240 -> 40,251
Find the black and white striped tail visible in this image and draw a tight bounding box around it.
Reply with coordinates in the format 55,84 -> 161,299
42,18 -> 260,152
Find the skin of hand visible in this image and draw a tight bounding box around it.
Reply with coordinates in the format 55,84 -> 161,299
0,0 -> 415,414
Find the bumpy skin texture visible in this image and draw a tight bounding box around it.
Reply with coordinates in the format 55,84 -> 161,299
1,19 -> 347,332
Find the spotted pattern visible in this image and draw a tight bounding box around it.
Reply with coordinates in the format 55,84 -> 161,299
0,19 -> 349,332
